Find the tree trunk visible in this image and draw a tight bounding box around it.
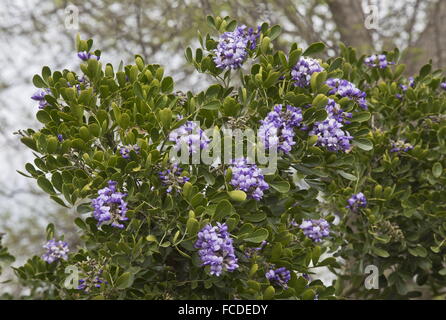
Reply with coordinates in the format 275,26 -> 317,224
405,0 -> 446,75
326,0 -> 374,53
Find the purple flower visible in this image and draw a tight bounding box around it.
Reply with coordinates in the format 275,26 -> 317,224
119,144 -> 140,159
158,163 -> 190,193
42,239 -> 69,263
91,180 -> 128,229
398,77 -> 416,99
31,88 -> 51,109
259,104 -> 303,153
390,140 -> 413,153
364,54 -> 394,69
291,57 -> 324,87
325,98 -> 352,124
57,134 -> 64,142
168,121 -> 210,155
78,269 -> 107,292
228,158 -> 269,200
77,51 -> 99,61
299,219 -> 330,242
213,25 -> 259,70
195,223 -> 239,276
326,78 -> 368,109
265,267 -> 291,288
290,219 -> 299,227
309,117 -> 353,152
347,192 -> 367,211
441,82 -> 446,90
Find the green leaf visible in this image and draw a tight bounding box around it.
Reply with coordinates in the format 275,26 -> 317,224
350,111 -> 371,123
312,94 -> 328,109
37,177 -> 55,194
270,180 -> 290,193
228,190 -> 247,202
202,100 -> 220,110
312,246 -> 321,265
214,199 -> 234,220
244,228 -> 269,243
269,25 -> 282,40
182,182 -> 193,200
284,92 -> 311,106
186,217 -> 199,235
337,170 -> 357,181
372,247 -> 390,258
261,36 -> 271,53
161,76 -> 174,93
301,289 -> 316,300
329,57 -> 343,71
21,137 -> 37,152
263,286 -> 275,300
419,64 -> 431,78
146,235 -> 157,243
432,162 -> 443,178
185,47 -> 193,63
206,15 -> 215,28
303,42 -> 325,56
114,272 -> 134,289
353,138 -> 373,151
32,74 -> 47,88
159,108 -> 172,128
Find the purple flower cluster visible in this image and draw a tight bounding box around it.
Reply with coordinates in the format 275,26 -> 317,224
91,180 -> 128,229
397,77 -> 416,99
42,239 -> 69,263
325,98 -> 352,124
229,158 -> 269,200
326,78 -> 368,109
195,223 -> 239,276
309,118 -> 353,152
119,144 -> 141,159
291,57 -> 324,87
31,88 -> 51,109
390,140 -> 414,153
158,163 -> 190,193
364,54 -> 394,69
78,269 -> 107,292
346,192 -> 367,211
213,25 -> 259,70
265,267 -> 291,288
258,104 -> 303,153
441,82 -> 446,90
77,51 -> 99,61
299,219 -> 330,242
168,121 -> 210,155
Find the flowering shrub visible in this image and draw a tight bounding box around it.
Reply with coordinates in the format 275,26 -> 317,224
13,16 -> 446,300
